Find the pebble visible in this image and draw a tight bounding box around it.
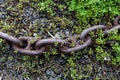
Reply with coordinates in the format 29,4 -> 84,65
33,33 -> 37,37
88,76 -> 93,80
65,29 -> 70,37
0,0 -> 4,5
104,56 -> 111,61
49,77 -> 58,80
46,70 -> 55,77
1,14 -> 6,19
56,59 -> 65,65
57,72 -> 64,78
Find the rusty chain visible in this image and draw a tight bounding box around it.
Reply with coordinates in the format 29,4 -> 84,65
0,16 -> 120,55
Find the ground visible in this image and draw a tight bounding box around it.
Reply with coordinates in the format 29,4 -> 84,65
0,0 -> 120,80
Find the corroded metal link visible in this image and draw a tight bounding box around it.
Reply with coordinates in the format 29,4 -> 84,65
59,36 -> 92,53
12,37 -> 46,55
0,32 -> 23,46
12,45 -> 46,55
104,25 -> 120,34
80,25 -> 106,39
35,38 -> 69,49
104,16 -> 120,34
113,16 -> 120,26
0,16 -> 119,55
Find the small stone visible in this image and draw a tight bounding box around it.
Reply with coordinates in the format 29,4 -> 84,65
49,77 -> 58,80
55,34 -> 60,39
57,73 -> 64,78
46,70 -> 55,77
0,0 -> 4,5
65,30 -> 70,37
57,59 -> 65,65
104,56 -> 111,61
88,76 -> 93,80
33,33 -> 37,37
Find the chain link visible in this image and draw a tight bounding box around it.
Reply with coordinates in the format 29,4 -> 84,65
104,25 -> 120,34
0,32 -> 23,46
12,37 -> 46,55
0,16 -> 119,55
113,16 -> 120,26
80,25 -> 106,39
35,39 -> 69,49
59,36 -> 92,53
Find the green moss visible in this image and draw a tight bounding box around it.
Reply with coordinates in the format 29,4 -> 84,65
58,4 -> 66,11
52,17 -> 72,28
16,2 -> 24,10
8,56 -> 14,61
65,56 -> 94,79
38,0 -> 55,17
0,56 -> 7,62
19,0 -> 29,3
72,25 -> 82,34
111,43 -> 120,65
87,28 -> 120,65
0,39 -> 3,46
68,0 -> 120,26
0,21 -> 15,31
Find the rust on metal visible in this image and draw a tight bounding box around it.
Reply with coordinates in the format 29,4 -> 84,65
104,25 -> 120,34
35,38 -> 69,49
12,44 -> 46,55
12,37 -> 46,55
0,16 -> 119,55
0,32 -> 23,46
80,25 -> 106,39
113,16 -> 120,26
59,36 -> 92,53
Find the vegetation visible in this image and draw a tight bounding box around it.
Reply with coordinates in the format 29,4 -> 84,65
38,0 -> 55,17
69,0 -> 120,26
0,0 -> 120,79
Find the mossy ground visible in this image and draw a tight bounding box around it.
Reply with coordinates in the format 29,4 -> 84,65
0,0 -> 120,80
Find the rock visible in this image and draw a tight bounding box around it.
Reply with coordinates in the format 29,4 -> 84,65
46,70 -> 55,77
57,72 -> 64,78
49,77 -> 58,80
0,0 -> 4,5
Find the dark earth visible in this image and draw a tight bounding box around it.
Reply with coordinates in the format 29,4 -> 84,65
0,0 -> 120,80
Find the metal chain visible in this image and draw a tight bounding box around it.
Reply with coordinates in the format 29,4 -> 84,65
0,16 -> 119,55
59,36 -> 92,53
113,16 -> 120,26
35,39 -> 69,49
0,32 -> 23,46
12,37 -> 46,55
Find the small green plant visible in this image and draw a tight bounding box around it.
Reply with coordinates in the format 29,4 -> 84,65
19,0 -> 29,3
0,39 -> 3,46
67,57 -> 77,79
95,46 -> 110,61
66,56 -> 93,79
107,30 -> 120,65
89,29 -> 120,65
0,21 -> 15,31
58,4 -> 66,11
38,0 -> 55,17
111,43 -> 120,65
68,0 -> 120,26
